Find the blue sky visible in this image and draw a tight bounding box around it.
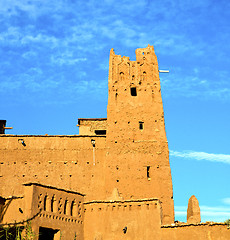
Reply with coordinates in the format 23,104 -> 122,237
0,0 -> 230,223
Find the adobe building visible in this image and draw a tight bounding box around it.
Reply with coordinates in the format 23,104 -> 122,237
0,45 -> 229,239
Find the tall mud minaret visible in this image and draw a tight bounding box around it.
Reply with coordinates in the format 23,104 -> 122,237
105,45 -> 174,224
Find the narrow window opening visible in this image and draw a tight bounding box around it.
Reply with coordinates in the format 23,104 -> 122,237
130,87 -> 137,96
143,71 -> 147,80
139,121 -> 144,130
64,200 -> 68,215
51,195 -> 57,213
44,195 -> 48,211
95,130 -> 106,135
120,72 -> 124,81
147,166 -> 150,179
70,201 -> 75,216
51,196 -> 54,212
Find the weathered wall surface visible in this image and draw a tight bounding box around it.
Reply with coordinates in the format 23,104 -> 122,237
0,135 -> 106,201
0,197 -> 24,224
84,199 -> 161,240
161,224 -> 230,240
105,46 -> 174,224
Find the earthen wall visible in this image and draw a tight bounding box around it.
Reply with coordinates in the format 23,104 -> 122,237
161,223 -> 230,240
84,199 -> 161,240
0,135 -> 106,201
0,197 -> 24,224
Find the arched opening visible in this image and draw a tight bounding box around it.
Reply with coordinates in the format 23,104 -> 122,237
120,72 -> 124,81
44,195 -> 50,211
64,199 -> 69,215
51,195 -> 57,213
71,200 -> 78,217
143,71 -> 147,81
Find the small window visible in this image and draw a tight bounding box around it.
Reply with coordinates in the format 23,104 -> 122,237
95,130 -> 106,135
120,72 -> 124,80
147,166 -> 150,179
139,121 -> 144,130
130,87 -> 137,96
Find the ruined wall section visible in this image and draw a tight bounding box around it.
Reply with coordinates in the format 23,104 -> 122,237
0,135 -> 106,201
106,46 -> 174,224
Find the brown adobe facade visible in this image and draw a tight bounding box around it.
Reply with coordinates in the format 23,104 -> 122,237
0,45 -> 230,239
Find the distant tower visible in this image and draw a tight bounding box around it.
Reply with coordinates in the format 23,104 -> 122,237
105,45 -> 174,224
187,195 -> 201,224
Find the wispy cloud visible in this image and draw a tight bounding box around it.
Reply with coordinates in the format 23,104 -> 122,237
0,0 -> 230,106
175,205 -> 230,222
170,150 -> 230,165
222,198 -> 230,205
51,56 -> 87,66
161,67 -> 230,100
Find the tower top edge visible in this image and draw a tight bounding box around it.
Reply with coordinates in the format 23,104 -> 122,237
110,45 -> 156,63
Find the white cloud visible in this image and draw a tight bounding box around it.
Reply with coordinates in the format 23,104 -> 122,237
175,205 -> 230,222
222,198 -> 230,205
51,56 -> 87,66
21,34 -> 58,46
22,51 -> 37,59
170,150 -> 230,165
161,66 -> 230,100
0,0 -> 230,106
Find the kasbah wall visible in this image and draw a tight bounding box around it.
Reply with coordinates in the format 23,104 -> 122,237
0,45 -> 229,240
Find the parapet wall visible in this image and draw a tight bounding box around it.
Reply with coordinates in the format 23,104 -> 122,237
0,135 -> 106,200
161,223 -> 230,240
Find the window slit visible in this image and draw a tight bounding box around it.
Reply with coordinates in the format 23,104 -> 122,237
147,166 -> 150,179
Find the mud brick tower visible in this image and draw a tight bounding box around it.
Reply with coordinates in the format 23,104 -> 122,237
105,45 -> 174,224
